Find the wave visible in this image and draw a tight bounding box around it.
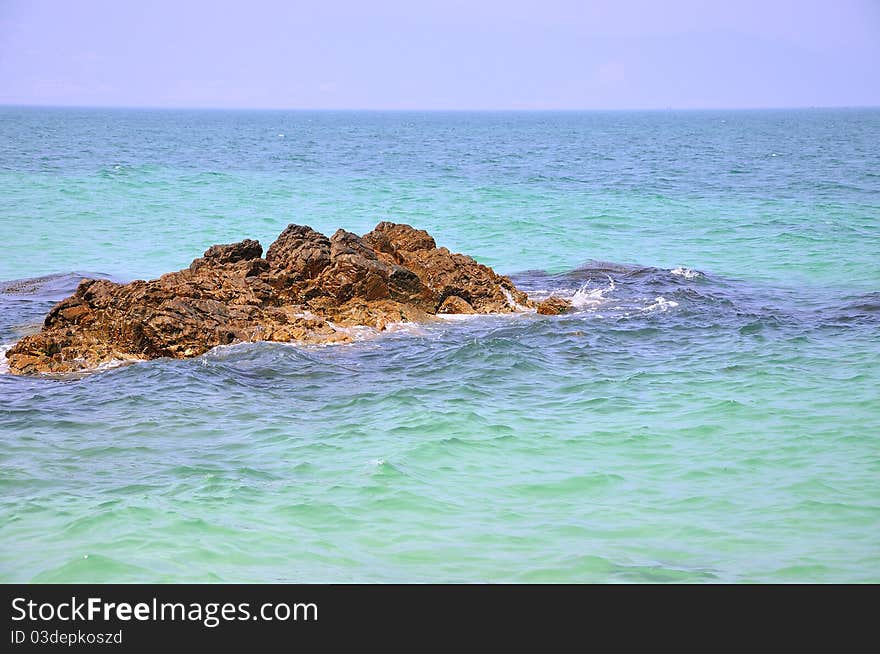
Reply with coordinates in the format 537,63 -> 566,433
0,271 -> 117,302
670,267 -> 702,279
2,262 -> 876,377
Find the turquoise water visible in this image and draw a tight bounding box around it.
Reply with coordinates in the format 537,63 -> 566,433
1,107 -> 878,582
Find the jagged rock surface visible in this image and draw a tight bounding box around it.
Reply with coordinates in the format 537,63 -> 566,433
7,223 -> 538,374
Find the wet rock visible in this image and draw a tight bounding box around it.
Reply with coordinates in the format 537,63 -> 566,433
536,297 -> 572,315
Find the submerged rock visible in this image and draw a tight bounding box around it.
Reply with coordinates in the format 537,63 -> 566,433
6,222 -> 538,375
536,296 -> 573,315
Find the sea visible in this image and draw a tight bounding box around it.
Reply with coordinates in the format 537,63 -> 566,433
1,107 -> 878,582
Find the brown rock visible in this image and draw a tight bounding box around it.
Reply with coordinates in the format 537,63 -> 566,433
363,222 -> 532,313
6,222 -> 540,375
265,225 -> 330,280
536,297 -> 572,315
437,295 -> 474,314
202,239 -> 262,264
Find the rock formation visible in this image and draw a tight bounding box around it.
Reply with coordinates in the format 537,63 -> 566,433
6,222 -> 571,375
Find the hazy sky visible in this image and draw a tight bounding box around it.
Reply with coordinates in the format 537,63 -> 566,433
1,0 -> 878,109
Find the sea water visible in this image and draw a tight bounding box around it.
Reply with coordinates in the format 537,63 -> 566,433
1,107 -> 878,582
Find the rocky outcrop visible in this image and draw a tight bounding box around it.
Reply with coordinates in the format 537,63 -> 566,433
6,222 -> 544,375
363,222 -> 530,314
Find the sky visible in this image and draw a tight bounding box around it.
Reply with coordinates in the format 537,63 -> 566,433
0,0 -> 878,110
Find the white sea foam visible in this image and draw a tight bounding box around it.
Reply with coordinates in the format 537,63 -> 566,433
88,358 -> 140,373
323,320 -> 426,342
570,275 -> 615,310
323,322 -> 377,341
202,341 -> 256,360
501,287 -> 535,312
643,296 -> 679,312
382,321 -> 427,335
0,343 -> 11,375
434,287 -> 535,320
670,267 -> 702,279
435,313 -> 485,322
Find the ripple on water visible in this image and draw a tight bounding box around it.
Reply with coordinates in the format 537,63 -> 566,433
0,116 -> 880,583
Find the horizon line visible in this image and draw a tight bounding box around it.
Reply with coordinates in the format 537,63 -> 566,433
2,102 -> 879,113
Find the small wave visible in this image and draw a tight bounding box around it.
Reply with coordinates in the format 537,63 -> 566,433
323,322 -> 380,342
0,272 -> 116,298
670,267 -> 702,279
89,358 -> 140,373
643,296 -> 679,313
323,320 -> 427,342
383,321 -> 428,335
288,311 -> 429,342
